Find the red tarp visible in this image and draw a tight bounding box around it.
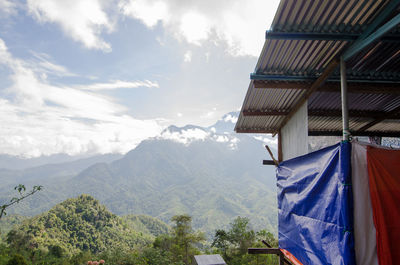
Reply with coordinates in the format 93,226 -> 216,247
367,146 -> 400,265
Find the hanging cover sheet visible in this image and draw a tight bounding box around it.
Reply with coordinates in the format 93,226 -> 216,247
351,143 -> 378,265
367,145 -> 400,265
277,142 -> 355,265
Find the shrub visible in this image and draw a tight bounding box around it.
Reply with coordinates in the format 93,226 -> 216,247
6,254 -> 28,265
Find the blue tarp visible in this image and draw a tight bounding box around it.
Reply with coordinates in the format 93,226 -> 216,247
277,142 -> 355,265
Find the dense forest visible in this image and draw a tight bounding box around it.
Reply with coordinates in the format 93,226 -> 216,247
0,120 -> 278,238
0,195 -> 279,265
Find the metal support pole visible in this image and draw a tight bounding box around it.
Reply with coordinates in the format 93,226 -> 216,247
278,130 -> 282,162
279,252 -> 284,265
340,56 -> 350,141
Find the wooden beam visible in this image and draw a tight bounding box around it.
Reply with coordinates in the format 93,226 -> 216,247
262,240 -> 272,248
235,128 -> 276,134
310,109 -> 400,119
253,80 -> 400,94
263,160 -> 276,165
358,105 -> 400,131
277,59 -> 340,132
265,31 -> 400,42
237,128 -> 400,137
243,110 -> 288,116
251,74 -> 400,84
253,81 -> 312,89
248,248 -> 282,255
309,130 -> 400,137
265,145 -> 279,166
243,109 -> 400,119
343,13 -> 400,60
278,131 -> 282,162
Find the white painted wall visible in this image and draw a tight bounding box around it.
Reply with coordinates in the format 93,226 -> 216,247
281,102 -> 308,161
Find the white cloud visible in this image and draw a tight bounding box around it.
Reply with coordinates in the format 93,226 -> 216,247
183,50 -> 192,63
254,136 -> 277,147
0,0 -> 17,16
16,0 -> 280,55
223,114 -> 238,123
29,52 -> 76,77
179,11 -> 210,45
160,127 -> 209,145
201,107 -> 217,119
201,111 -> 214,118
27,0 -> 113,52
77,80 -> 159,91
0,38 -> 163,157
119,0 -> 280,56
210,134 -> 239,150
228,137 -> 239,149
119,0 -> 169,28
214,135 -> 229,143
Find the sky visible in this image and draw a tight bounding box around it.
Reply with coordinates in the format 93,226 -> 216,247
0,0 -> 280,157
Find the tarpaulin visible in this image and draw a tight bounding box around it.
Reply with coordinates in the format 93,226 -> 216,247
367,146 -> 400,265
280,248 -> 303,265
277,142 -> 355,265
351,143 -> 378,265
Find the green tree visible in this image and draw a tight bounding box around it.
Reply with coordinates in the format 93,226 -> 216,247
170,214 -> 205,265
228,216 -> 255,255
6,254 -> 28,265
141,247 -> 175,265
211,229 -> 229,258
48,245 -> 65,258
212,216 -> 279,265
255,230 -> 278,248
0,185 -> 42,220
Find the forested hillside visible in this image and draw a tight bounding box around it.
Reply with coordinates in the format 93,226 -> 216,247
0,113 -> 278,236
4,195 -> 165,256
0,195 -> 279,265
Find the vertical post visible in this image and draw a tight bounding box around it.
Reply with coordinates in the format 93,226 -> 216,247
279,252 -> 284,265
278,130 -> 283,162
340,56 -> 350,141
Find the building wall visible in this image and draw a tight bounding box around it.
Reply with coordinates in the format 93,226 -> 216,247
281,102 -> 308,161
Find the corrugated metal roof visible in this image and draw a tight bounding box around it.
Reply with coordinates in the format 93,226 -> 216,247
194,255 -> 226,265
236,0 -> 400,137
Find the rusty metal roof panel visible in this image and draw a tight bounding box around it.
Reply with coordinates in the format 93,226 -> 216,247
367,120 -> 400,131
309,92 -> 400,112
235,0 -> 400,137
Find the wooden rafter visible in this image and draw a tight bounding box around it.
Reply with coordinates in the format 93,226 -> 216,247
243,109 -> 400,119
276,59 -> 340,132
309,130 -> 400,137
236,128 -> 400,137
358,105 -> 400,131
253,80 -> 400,94
235,128 -> 277,134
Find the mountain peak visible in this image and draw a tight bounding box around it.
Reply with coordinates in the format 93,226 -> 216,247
221,112 -> 239,123
208,111 -> 239,134
156,112 -> 241,147
159,125 -> 209,145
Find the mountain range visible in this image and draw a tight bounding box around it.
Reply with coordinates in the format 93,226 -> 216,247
0,112 -> 278,236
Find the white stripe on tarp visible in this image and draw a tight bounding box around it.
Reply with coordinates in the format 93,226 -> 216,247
351,142 -> 378,265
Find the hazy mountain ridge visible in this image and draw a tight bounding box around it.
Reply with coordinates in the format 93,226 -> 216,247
0,112 -> 278,236
0,153 -> 123,171
0,154 -> 123,189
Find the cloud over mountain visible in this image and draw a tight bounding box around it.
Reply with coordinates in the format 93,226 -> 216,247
0,38 -> 163,157
21,0 -> 279,56
27,0 -> 114,51
119,0 -> 280,56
